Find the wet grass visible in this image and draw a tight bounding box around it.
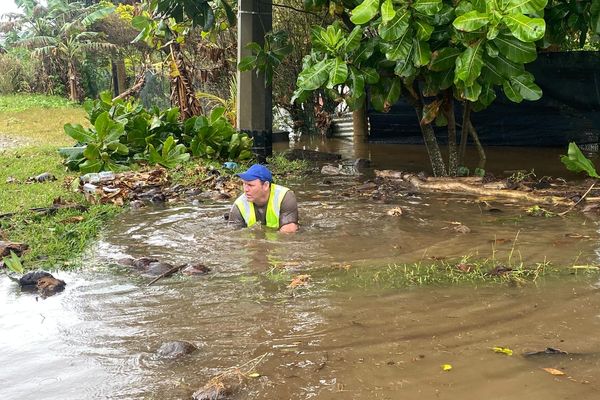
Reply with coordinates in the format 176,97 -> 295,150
321,257 -> 597,290
0,96 -> 118,271
0,94 -> 86,147
0,146 -> 82,212
1,205 -> 120,270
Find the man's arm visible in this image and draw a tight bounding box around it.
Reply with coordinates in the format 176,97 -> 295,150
279,191 -> 299,233
228,204 -> 246,227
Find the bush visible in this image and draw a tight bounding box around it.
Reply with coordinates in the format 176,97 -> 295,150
59,91 -> 254,172
0,51 -> 39,94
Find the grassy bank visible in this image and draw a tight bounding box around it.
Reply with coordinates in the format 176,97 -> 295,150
0,94 -> 86,146
0,95 -> 117,270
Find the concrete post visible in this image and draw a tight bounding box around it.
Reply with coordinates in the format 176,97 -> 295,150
237,0 -> 272,162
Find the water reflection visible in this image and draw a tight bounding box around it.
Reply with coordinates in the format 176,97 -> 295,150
2,152 -> 600,399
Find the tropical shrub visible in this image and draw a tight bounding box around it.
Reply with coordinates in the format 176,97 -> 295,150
59,92 -> 253,172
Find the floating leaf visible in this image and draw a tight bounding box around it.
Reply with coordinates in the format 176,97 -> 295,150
542,367 -> 565,376
442,364 -> 452,371
289,274 -> 311,288
492,346 -> 513,356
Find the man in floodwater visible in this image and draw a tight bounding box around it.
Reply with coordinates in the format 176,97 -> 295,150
228,164 -> 299,233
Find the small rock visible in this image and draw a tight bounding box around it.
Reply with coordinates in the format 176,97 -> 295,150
27,172 -> 56,183
182,264 -> 211,276
19,270 -> 52,286
321,165 -> 342,175
36,276 -> 66,296
130,200 -> 144,209
452,224 -> 471,234
353,158 -> 371,169
156,340 -> 198,359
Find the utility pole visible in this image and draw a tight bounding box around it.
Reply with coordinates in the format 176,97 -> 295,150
237,0 -> 272,163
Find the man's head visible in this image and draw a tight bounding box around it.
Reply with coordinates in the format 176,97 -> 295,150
236,164 -> 273,206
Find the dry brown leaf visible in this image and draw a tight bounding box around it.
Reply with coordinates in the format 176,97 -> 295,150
62,216 -> 85,223
288,274 -> 311,288
542,368 -> 565,376
387,207 -> 403,216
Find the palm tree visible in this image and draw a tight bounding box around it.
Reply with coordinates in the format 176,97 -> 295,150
16,0 -> 115,101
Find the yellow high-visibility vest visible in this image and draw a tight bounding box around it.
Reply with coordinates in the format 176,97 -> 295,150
234,184 -> 290,228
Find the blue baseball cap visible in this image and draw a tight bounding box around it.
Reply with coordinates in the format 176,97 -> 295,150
236,164 -> 273,182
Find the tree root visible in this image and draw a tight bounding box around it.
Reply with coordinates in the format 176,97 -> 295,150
375,170 -> 573,206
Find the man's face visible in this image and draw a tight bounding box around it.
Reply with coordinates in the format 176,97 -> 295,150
242,179 -> 270,205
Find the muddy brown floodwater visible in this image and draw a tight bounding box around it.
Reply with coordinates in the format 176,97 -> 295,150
2,144 -> 600,400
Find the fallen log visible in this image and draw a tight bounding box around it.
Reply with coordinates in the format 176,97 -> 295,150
375,170 -> 573,206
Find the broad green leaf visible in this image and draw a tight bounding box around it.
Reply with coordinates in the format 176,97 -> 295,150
502,79 -> 523,102
413,39 -> 431,67
412,0 -> 442,15
429,47 -> 460,71
328,57 -> 349,88
503,14 -> 545,42
353,40 -> 377,63
478,84 -> 497,107
462,81 -> 482,101
434,3 -> 455,24
415,19 -> 434,40
484,53 -> 523,80
453,11 -> 490,31
131,15 -> 151,30
106,142 -> 129,155
382,28 -> 412,61
394,49 -> 417,78
3,251 -> 24,274
560,142 -> 600,178
350,0 -> 380,25
210,106 -> 226,123
362,67 -> 380,84
509,73 -> 542,100
381,0 -> 396,22
385,77 -> 402,108
64,123 -> 94,143
487,23 -> 500,40
83,143 -> 100,160
297,59 -> 331,90
238,55 -> 257,71
455,41 -> 484,85
94,112 -> 110,140
344,26 -> 363,52
505,0 -> 548,14
378,9 -> 410,41
472,0 -> 487,12
493,33 -> 537,63
350,67 -> 366,97
79,158 -> 103,173
486,42 -> 499,57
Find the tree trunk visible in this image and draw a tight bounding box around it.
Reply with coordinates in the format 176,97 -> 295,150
468,121 -> 487,170
458,101 -> 470,165
405,88 -> 447,177
444,90 -> 458,176
352,98 -> 368,140
67,61 -> 78,102
168,42 -> 202,120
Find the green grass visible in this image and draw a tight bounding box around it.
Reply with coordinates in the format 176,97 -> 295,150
0,102 -> 120,270
0,94 -> 87,147
0,94 -> 77,112
0,147 -> 83,212
324,258 -> 555,290
1,205 -> 120,270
